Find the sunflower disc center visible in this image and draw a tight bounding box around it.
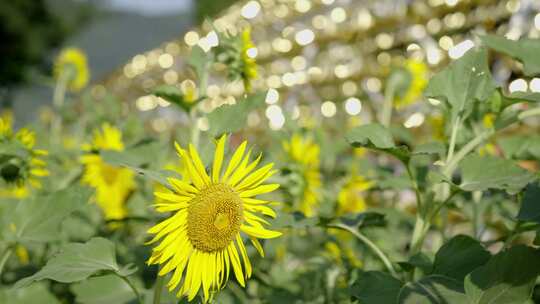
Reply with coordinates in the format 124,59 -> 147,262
187,183 -> 243,252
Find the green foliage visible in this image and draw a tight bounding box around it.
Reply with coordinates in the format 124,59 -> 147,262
71,275 -> 137,304
2,186 -> 92,243
517,183 -> 540,223
207,92 -> 265,136
465,245 -> 540,303
399,275 -> 468,303
424,47 -> 497,122
431,235 -> 490,281
15,238 -> 136,288
346,123 -> 410,163
0,283 -> 60,304
152,85 -> 196,112
350,271 -> 403,303
459,155 -> 536,194
481,35 -> 540,76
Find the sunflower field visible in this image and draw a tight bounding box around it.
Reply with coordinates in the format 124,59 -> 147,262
2,0 -> 540,303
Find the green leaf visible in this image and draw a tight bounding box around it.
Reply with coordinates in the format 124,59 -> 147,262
152,85 -> 194,112
101,140 -> 160,168
459,154 -> 536,194
3,186 -> 92,243
335,212 -> 386,229
71,275 -> 136,304
350,271 -> 403,303
424,47 -> 497,122
15,237 -> 135,288
465,245 -> 540,304
398,252 -> 432,273
481,35 -> 540,76
503,91 -> 540,106
431,235 -> 490,281
188,45 -> 210,80
207,92 -> 265,136
413,142 -> 446,157
0,283 -> 60,304
517,183 -> 540,223
398,275 -> 467,304
345,123 -> 410,163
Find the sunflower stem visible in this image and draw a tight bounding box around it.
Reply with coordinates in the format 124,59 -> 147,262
0,247 -> 13,277
380,86 -> 394,127
118,274 -> 143,304
328,223 -> 397,277
51,70 -> 70,144
153,273 -> 165,304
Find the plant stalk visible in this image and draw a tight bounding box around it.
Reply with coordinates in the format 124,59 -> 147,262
153,273 -> 166,304
328,223 -> 397,277
0,247 -> 13,277
380,87 -> 394,127
51,71 -> 70,143
119,275 -> 143,304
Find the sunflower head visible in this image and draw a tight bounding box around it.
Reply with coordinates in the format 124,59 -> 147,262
337,173 -> 373,216
282,134 -> 321,216
394,58 -> 428,108
147,135 -> 282,302
213,27 -> 258,93
0,114 -> 49,199
54,47 -> 90,92
80,123 -> 135,220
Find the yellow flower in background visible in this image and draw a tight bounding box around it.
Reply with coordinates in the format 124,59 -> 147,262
81,124 -> 135,220
0,112 -> 49,199
482,113 -> 495,129
54,47 -> 89,92
283,134 -> 321,216
428,115 -> 445,140
241,27 -> 258,92
180,79 -> 199,104
337,173 -> 373,216
147,135 -> 282,302
324,241 -> 362,268
394,59 -> 428,108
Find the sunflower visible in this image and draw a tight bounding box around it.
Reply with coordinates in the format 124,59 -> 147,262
283,134 -> 321,216
0,112 -> 49,199
147,135 -> 282,302
241,27 -> 258,92
80,123 -> 135,220
394,59 -> 428,108
54,47 -> 89,92
337,172 -> 373,216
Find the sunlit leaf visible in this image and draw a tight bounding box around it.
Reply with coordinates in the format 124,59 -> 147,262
481,35 -> 540,76
207,92 -> 265,136
459,154 -> 536,194
424,47 -> 497,122
346,123 -> 410,163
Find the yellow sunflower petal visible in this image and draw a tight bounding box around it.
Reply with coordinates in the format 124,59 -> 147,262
227,243 -> 245,287
239,184 -> 280,198
212,134 -> 227,182
241,224 -> 282,239
222,141 -> 247,181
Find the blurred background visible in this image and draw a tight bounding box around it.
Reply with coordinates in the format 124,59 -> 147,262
0,0 -> 237,123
